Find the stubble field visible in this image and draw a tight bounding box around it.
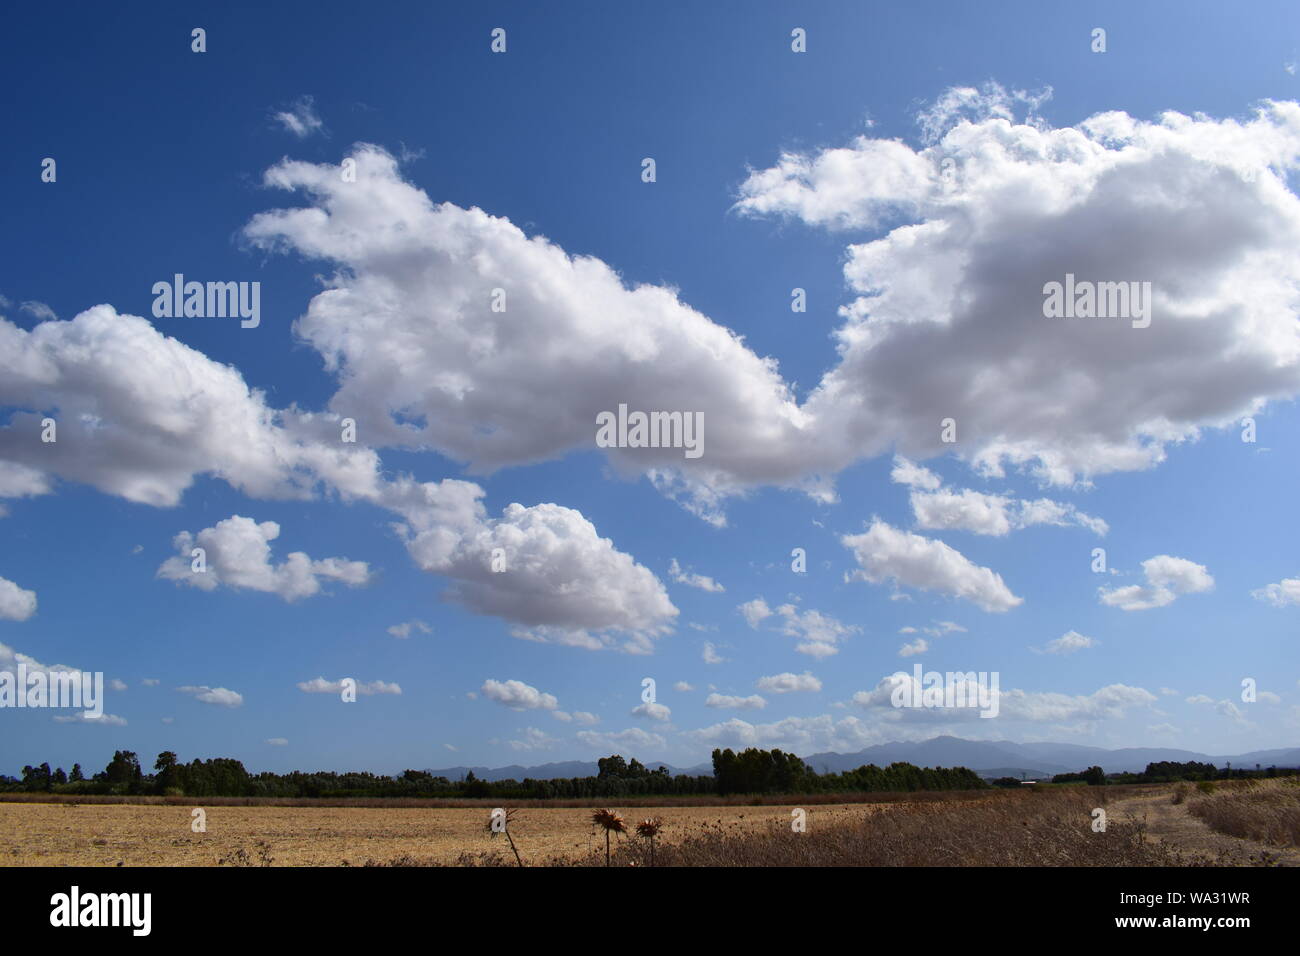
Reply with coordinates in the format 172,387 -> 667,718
0,800 -> 881,867
4,782 -> 1296,866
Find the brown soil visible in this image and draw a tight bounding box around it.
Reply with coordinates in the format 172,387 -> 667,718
1109,789 -> 1300,866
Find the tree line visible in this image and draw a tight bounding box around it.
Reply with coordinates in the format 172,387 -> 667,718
1047,760 -> 1295,786
2,747 -> 990,799
711,747 -> 986,794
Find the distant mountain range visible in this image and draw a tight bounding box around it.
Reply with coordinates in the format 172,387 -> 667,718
424,736 -> 1300,782
802,737 -> 1299,779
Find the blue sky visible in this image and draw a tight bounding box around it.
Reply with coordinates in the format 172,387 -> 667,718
2,1 -> 1299,775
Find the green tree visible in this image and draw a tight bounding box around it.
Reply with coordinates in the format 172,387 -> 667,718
104,750 -> 143,792
597,755 -> 629,779
154,751 -> 181,794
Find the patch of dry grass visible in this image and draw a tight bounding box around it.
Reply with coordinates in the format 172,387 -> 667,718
368,789 -> 1239,867
556,788 -> 1234,867
0,800 -> 876,866
1186,779 -> 1300,847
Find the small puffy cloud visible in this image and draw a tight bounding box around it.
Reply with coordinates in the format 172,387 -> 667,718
738,597 -> 772,628
387,619 -> 432,639
296,677 -> 401,696
1100,555 -> 1213,611
842,520 -> 1022,612
1251,574 -> 1300,607
674,681 -> 695,692
755,671 -> 822,694
668,558 -> 724,592
705,692 -> 767,711
266,737 -> 289,746
702,642 -> 725,664
1037,630 -> 1097,655
909,488 -> 1108,538
177,685 -> 243,708
890,456 -> 942,491
108,678 -> 128,692
0,575 -> 37,621
772,603 -> 857,658
271,96 -> 324,138
157,515 -> 370,601
141,678 -> 160,687
631,701 -> 672,721
480,678 -> 558,711
898,637 -> 928,657
1186,694 -> 1215,705
892,460 -> 1107,537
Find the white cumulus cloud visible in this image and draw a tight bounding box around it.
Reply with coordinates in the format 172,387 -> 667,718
1099,555 -> 1213,610
157,515 -> 370,601
842,519 -> 1022,612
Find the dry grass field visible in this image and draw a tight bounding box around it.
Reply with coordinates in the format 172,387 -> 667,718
0,800 -> 884,867
2,782 -> 1295,866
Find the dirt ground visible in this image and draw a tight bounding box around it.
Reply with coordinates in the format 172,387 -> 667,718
1109,790 -> 1300,866
0,801 -> 883,867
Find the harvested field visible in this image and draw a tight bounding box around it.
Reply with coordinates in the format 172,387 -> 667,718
0,800 -> 887,867
3,783 -> 1293,867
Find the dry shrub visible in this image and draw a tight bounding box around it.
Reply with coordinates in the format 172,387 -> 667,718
1187,779 -> 1300,847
